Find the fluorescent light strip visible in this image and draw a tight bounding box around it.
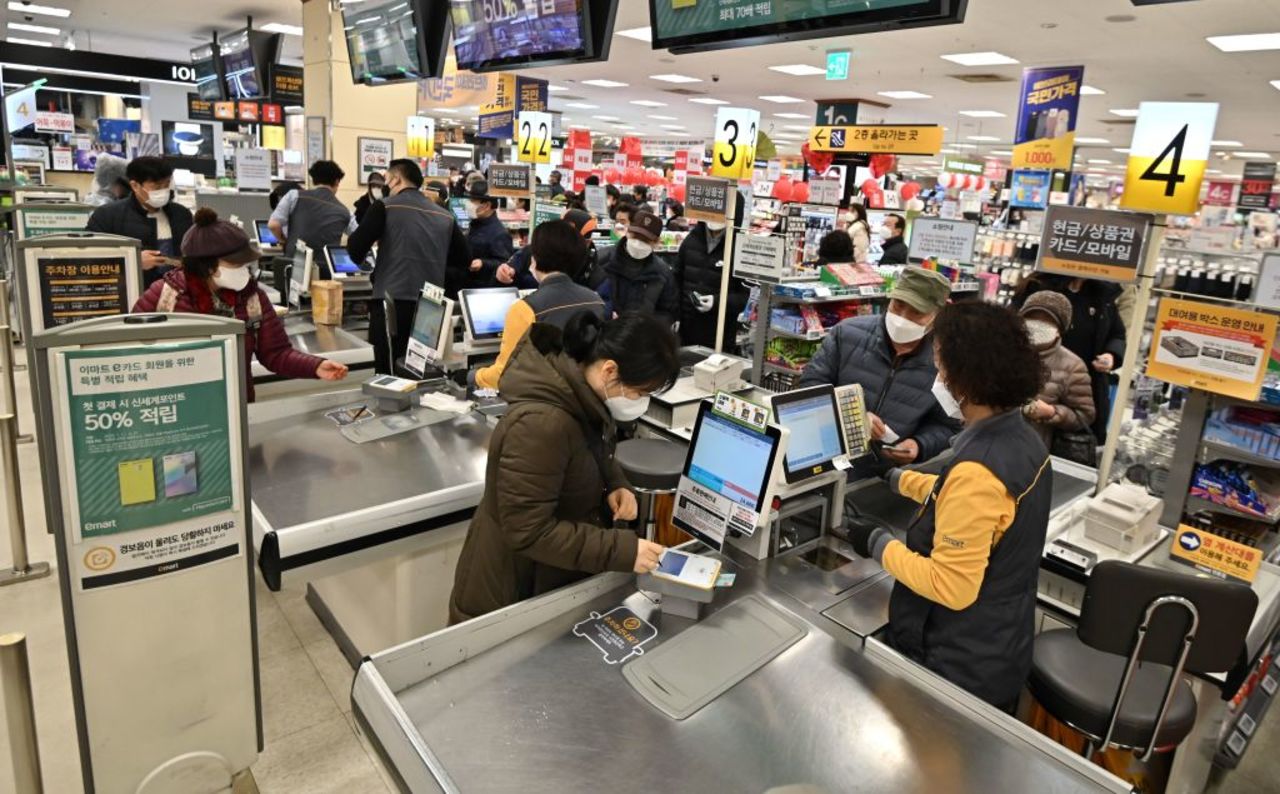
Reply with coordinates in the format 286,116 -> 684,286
5,1 -> 69,18
758,95 -> 804,103
689,97 -> 728,105
773,112 -> 808,119
1080,85 -> 1106,95
650,115 -> 678,121
877,90 -> 932,100
564,102 -> 598,109
615,27 -> 652,42
768,64 -> 825,76
582,79 -> 627,88
8,22 -> 60,35
630,100 -> 667,107
548,84 -> 568,92
1206,33 -> 1280,53
261,23 -> 303,36
1212,140 -> 1244,147
1110,108 -> 1140,117
5,37 -> 52,47
650,73 -> 700,84
1235,152 -> 1272,158
959,110 -> 1005,118
940,51 -> 1019,66
1,60 -> 194,86
967,135 -> 999,142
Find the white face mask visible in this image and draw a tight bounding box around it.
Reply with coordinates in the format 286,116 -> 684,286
884,311 -> 927,345
932,376 -> 964,421
705,221 -> 727,232
146,188 -> 171,208
212,265 -> 252,292
465,202 -> 481,220
626,238 -> 654,260
1025,318 -> 1060,347
605,382 -> 650,422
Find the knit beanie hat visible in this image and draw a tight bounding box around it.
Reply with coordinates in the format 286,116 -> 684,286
1019,290 -> 1073,332
181,208 -> 259,263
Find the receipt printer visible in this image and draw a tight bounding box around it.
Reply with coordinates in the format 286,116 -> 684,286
362,374 -> 418,413
693,354 -> 747,393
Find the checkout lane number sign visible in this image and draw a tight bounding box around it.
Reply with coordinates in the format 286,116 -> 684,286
1121,102 -> 1218,216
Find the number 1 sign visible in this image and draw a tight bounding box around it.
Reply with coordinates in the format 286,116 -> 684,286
1121,102 -> 1218,216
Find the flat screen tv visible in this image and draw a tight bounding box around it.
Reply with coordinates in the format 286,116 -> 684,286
220,28 -> 263,99
343,0 -> 450,85
190,41 -> 224,102
449,0 -> 592,72
649,0 -> 967,53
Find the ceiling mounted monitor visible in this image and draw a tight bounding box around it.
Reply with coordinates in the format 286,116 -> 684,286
449,0 -> 603,73
190,41 -> 225,102
343,0 -> 450,85
219,28 -> 281,100
648,0 -> 968,53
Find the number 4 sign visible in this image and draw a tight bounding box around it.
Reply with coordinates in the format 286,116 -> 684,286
1121,102 -> 1218,216
517,111 -> 553,165
712,107 -> 760,182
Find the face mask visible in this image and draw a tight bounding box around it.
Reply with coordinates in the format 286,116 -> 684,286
465,202 -> 481,220
370,185 -> 386,198
212,265 -> 252,292
880,225 -> 895,238
1025,318 -> 1059,348
932,376 -> 964,421
706,221 -> 727,232
146,188 -> 171,208
605,382 -> 650,422
884,311 -> 927,345
626,238 -> 654,260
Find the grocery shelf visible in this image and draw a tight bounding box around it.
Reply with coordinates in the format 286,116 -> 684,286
763,362 -> 805,377
771,289 -> 889,304
1199,439 -> 1280,470
769,326 -> 826,341
1185,495 -> 1280,526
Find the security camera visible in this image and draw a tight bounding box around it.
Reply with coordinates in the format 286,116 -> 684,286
711,74 -> 721,83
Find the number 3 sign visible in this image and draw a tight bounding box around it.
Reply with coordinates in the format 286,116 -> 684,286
1121,102 -> 1218,216
712,107 -> 760,181
517,111 -> 553,165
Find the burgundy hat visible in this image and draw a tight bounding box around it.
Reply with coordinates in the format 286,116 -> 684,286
181,207 -> 259,264
628,208 -> 663,243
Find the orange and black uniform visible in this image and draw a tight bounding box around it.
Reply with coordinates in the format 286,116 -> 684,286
875,409 -> 1051,708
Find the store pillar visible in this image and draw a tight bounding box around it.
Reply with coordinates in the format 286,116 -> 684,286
302,0 -> 417,207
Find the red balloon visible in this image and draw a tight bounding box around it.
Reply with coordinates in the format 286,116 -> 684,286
900,181 -> 921,201
772,176 -> 794,200
790,181 -> 810,203
869,153 -> 898,179
801,142 -> 836,174
670,183 -> 686,202
866,186 -> 885,209
860,178 -> 881,195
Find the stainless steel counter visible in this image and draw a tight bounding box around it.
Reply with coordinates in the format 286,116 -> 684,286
353,557 -> 1130,794
250,316 -> 374,384
248,387 -> 492,589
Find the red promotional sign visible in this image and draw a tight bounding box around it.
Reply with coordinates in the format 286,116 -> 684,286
1239,162 -> 1277,211
1204,181 -> 1236,206
261,103 -> 282,124
237,101 -> 260,122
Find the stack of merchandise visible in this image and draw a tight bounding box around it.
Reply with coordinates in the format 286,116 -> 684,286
1190,461 -> 1280,521
820,263 -> 885,290
1204,405 -> 1280,460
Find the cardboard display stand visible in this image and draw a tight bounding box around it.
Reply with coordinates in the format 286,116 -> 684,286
30,314 -> 261,793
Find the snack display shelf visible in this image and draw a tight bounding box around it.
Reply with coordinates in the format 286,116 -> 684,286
769,326 -> 826,341
1185,495 -> 1280,527
1199,439 -> 1280,470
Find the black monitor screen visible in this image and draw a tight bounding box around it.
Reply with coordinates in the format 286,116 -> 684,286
191,43 -> 223,102
450,0 -> 588,71
326,246 -> 361,275
221,29 -> 262,99
344,0 -> 426,84
160,121 -> 215,159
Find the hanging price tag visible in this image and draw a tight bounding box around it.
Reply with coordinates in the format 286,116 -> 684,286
712,107 -> 760,181
1121,102 -> 1218,216
517,111 -> 553,164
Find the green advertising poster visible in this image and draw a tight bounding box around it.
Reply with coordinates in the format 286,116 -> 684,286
652,0 -> 929,40
533,200 -> 565,228
62,341 -> 235,540
19,207 -> 92,239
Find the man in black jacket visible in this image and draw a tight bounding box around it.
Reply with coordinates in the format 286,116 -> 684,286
596,208 -> 678,327
879,213 -> 910,265
464,180 -> 515,288
85,156 -> 193,287
674,220 -> 748,351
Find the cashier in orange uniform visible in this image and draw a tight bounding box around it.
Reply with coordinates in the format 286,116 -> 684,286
846,301 -> 1052,711
471,216 -> 605,391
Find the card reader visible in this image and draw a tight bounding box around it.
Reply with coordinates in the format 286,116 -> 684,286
361,375 -> 419,413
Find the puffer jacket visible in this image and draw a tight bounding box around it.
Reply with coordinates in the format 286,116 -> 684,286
1029,340 -> 1096,449
673,222 -> 749,350
800,314 -> 961,464
848,219 -> 871,264
597,245 -> 679,326
449,325 -> 637,624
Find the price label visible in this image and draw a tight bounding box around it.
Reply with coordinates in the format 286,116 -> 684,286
712,107 -> 760,181
1121,102 -> 1218,216
517,111 -> 553,164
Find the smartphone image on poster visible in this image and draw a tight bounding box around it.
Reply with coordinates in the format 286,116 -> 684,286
118,458 -> 157,506
163,451 -> 198,498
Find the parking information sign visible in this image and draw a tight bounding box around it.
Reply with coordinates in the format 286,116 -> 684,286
1036,206 -> 1152,283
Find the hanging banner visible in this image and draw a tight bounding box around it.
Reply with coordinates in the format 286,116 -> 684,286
642,137 -> 710,159
1037,206 -> 1152,283
478,75 -> 548,140
686,176 -> 734,223
5,83 -> 37,131
1204,181 -> 1237,207
407,115 -> 435,159
488,163 -> 532,199
807,124 -> 943,156
1121,102 -> 1218,216
712,107 -> 760,181
1147,297 -> 1277,401
1012,65 -> 1084,172
1239,162 -> 1277,211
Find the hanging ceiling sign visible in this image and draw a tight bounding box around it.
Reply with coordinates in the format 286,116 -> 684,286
1121,101 -> 1218,216
808,124 -> 942,155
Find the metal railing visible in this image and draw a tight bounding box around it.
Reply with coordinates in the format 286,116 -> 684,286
0,632 -> 44,793
0,412 -> 48,587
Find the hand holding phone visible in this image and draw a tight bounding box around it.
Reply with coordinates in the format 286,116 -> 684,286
651,550 -> 722,590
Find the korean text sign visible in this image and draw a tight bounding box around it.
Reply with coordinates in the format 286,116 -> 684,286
1012,66 -> 1084,171
1037,206 -> 1152,283
1147,297 -> 1277,401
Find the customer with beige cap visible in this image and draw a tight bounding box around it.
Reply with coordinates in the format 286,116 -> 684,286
801,265 -> 961,469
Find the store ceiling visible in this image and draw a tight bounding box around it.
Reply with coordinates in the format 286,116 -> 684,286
7,0 -> 1280,181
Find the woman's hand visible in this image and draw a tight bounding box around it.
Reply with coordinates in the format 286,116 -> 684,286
1032,399 -> 1056,421
633,539 -> 664,574
315,360 -> 349,381
867,412 -> 887,441
1093,353 -> 1115,373
608,488 -> 638,522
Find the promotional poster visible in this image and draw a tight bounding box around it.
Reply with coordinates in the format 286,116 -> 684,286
1012,66 -> 1084,172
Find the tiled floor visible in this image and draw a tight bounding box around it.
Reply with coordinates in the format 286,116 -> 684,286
0,350 -> 393,793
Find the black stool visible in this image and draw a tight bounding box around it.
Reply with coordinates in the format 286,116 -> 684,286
615,439 -> 686,540
1028,560 -> 1257,760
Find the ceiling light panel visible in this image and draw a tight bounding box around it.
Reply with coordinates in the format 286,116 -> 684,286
616,27 -> 652,41
8,22 -> 60,34
650,74 -> 701,84
630,100 -> 667,107
565,102 -> 598,109
1110,109 -> 1140,117
940,51 -> 1019,66
1080,85 -> 1106,95
959,110 -> 1005,118
773,112 -> 808,119
1075,137 -> 1111,144
1206,33 -> 1280,52
967,135 -> 999,142
758,95 -> 804,104
877,90 -> 932,99
582,79 -> 627,88
6,2 -> 70,18
1212,140 -> 1244,147
689,97 -> 728,105
768,64 -> 826,76
261,23 -> 303,36
5,36 -> 53,46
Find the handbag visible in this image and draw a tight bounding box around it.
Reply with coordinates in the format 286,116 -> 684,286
1050,408 -> 1099,467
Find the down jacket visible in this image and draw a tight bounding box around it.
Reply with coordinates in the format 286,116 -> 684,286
449,325 -> 638,624
673,222 -> 749,350
800,314 -> 962,464
1029,340 -> 1097,449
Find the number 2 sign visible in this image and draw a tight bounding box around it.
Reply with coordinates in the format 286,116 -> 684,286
517,111 -> 553,165
1121,102 -> 1218,216
712,107 -> 760,181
